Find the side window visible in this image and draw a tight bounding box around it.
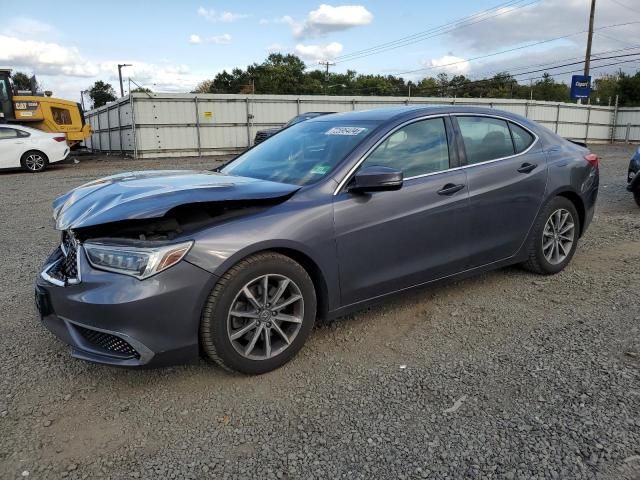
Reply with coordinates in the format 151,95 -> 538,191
509,122 -> 534,153
51,107 -> 72,125
457,116 -> 515,164
362,118 -> 450,178
0,128 -> 18,140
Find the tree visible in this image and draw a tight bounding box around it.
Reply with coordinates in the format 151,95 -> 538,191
131,87 -> 152,93
11,71 -> 34,91
88,81 -> 116,107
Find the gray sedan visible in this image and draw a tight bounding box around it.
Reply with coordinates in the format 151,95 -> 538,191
35,106 -> 599,374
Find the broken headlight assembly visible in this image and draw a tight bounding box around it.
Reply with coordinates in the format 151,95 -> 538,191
84,241 -> 193,280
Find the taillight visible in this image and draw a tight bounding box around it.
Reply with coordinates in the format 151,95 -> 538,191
584,153 -> 599,169
53,136 -> 66,142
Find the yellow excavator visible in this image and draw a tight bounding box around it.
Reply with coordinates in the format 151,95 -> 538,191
0,68 -> 91,147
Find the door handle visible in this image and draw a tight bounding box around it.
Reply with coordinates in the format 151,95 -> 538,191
517,162 -> 537,174
437,183 -> 465,195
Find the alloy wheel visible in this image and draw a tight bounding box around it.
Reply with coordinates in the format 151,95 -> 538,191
542,208 -> 575,265
25,153 -> 45,171
227,274 -> 304,360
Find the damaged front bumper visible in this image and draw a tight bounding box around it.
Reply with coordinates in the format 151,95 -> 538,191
35,242 -> 217,367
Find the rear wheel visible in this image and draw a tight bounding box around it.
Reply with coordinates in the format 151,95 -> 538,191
522,196 -> 580,275
200,252 -> 316,374
21,150 -> 48,172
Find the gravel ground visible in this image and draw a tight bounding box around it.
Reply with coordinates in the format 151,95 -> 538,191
0,146 -> 639,480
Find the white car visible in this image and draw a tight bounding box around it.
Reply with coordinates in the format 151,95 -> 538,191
0,124 -> 69,172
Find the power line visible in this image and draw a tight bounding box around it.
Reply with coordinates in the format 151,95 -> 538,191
413,56 -> 640,97
334,0 -> 540,63
390,20 -> 640,76
467,43 -> 640,81
610,0 -> 640,15
335,0 -> 529,60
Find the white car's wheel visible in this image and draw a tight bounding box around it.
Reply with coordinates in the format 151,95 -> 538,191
21,150 -> 49,172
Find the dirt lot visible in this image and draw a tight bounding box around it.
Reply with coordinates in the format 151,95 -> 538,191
1,146 -> 639,480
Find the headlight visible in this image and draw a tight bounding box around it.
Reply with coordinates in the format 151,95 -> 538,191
84,241 -> 193,279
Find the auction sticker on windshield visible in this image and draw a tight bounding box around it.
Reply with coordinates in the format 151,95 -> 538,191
325,127 -> 367,136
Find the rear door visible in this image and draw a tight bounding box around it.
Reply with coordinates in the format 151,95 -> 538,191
453,115 -> 547,268
333,116 -> 470,306
0,127 -> 26,168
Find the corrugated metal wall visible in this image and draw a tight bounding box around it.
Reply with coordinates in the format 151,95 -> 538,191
85,93 -> 640,158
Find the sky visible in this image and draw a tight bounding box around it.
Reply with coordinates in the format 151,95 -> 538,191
1,0 -> 640,102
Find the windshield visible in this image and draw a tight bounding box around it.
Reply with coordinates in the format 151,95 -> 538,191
222,120 -> 380,186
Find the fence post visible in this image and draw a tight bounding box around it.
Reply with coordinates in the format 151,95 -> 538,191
626,123 -> 631,144
106,105 -> 112,153
524,101 -> 529,119
296,98 -> 301,115
352,99 -> 356,111
117,101 -> 123,154
245,97 -> 252,148
554,104 -> 561,134
194,97 -> 201,157
97,109 -> 102,151
610,94 -> 619,144
130,94 -> 138,159
584,105 -> 591,144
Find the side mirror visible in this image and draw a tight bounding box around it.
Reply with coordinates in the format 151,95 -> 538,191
348,166 -> 403,193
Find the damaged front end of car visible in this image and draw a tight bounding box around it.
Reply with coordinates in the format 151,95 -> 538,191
35,169 -> 300,366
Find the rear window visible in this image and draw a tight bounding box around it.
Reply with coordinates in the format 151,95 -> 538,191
509,122 -> 535,153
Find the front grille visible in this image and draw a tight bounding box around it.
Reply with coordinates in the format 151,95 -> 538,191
75,325 -> 140,358
47,231 -> 79,284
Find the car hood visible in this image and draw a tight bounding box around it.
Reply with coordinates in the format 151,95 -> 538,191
52,170 -> 299,230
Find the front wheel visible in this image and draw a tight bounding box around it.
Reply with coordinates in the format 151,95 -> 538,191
200,252 -> 317,374
522,196 -> 580,275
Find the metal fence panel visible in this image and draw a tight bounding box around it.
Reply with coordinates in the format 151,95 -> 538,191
84,93 -> 640,158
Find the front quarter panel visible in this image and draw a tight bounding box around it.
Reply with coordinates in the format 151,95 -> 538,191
185,188 -> 340,311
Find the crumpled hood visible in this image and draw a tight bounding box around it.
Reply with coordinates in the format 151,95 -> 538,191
53,170 -> 299,230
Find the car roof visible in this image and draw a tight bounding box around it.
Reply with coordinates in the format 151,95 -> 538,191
308,105 -> 529,124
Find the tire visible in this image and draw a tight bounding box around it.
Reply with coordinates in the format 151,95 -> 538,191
20,150 -> 48,172
200,252 -> 317,374
634,190 -> 640,208
522,196 -> 580,275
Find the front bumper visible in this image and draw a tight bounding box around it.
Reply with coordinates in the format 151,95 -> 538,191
35,245 -> 217,367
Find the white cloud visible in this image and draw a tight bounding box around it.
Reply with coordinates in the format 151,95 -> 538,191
259,18 -> 270,25
210,34 -> 232,45
189,34 -> 202,44
294,4 -> 373,38
294,42 -> 344,61
0,35 -> 94,76
197,7 -> 248,23
424,55 -> 471,75
0,30 -> 207,102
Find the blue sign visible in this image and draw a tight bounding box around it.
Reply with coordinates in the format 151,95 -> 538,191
570,75 -> 591,99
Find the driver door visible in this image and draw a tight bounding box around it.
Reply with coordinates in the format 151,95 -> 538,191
333,116 -> 470,306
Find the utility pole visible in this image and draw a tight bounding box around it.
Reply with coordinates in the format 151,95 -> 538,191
117,64 -> 132,97
584,0 -> 596,77
318,60 -> 335,94
579,0 -> 596,104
